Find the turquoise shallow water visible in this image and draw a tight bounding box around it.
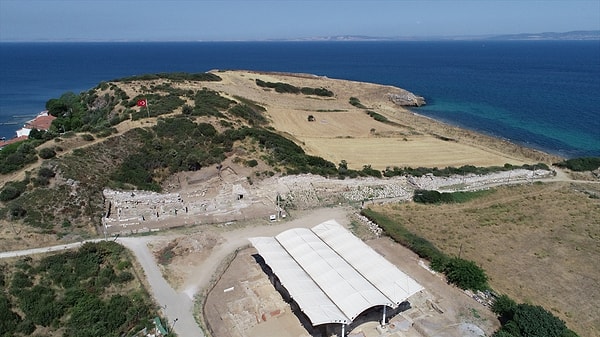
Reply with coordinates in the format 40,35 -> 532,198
1,41 -> 599,157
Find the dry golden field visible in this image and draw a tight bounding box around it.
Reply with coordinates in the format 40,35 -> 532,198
369,182 -> 600,336
130,70 -> 560,170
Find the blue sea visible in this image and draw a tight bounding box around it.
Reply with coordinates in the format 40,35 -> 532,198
1,41 -> 599,158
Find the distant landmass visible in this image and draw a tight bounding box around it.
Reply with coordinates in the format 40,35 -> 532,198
486,30 -> 600,40
282,30 -> 600,42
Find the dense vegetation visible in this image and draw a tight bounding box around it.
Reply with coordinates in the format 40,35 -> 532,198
360,208 -> 488,290
555,157 -> 600,171
383,163 -> 549,178
0,241 -> 159,337
1,72 -> 222,171
491,295 -> 579,337
366,110 -> 389,123
114,72 -> 222,83
0,141 -> 40,174
361,208 -> 580,336
255,79 -> 334,96
349,96 -> 367,108
413,189 -> 494,204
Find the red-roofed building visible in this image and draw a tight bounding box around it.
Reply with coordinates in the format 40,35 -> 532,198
0,135 -> 29,148
1,111 -> 56,149
16,111 -> 56,138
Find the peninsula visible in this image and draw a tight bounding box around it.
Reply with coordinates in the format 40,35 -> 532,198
0,70 -> 596,337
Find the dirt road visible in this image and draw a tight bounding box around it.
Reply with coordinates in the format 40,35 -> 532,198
119,236 -> 205,337
117,207 -> 350,337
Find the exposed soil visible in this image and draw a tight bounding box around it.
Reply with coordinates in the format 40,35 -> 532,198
203,213 -> 500,337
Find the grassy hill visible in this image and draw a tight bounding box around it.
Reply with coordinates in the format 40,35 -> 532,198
0,70 -> 596,336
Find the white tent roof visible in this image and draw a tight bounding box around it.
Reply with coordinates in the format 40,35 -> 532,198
249,220 -> 423,326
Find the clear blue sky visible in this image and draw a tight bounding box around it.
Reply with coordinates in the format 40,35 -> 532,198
1,0 -> 598,41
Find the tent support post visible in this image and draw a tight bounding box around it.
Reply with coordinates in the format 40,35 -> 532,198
341,323 -> 345,336
382,305 -> 387,326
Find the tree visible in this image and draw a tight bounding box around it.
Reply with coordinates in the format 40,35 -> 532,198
492,294 -> 517,323
38,147 -> 57,159
28,128 -> 45,140
444,257 -> 488,290
338,160 -> 348,175
512,304 -> 568,337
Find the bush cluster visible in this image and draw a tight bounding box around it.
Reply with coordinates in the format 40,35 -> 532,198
361,209 -> 580,336
555,157 -> 600,172
383,163 -> 549,178
228,104 -> 267,126
255,79 -> 334,96
186,88 -> 233,118
0,142 -> 38,174
349,97 -> 367,108
491,296 -> 579,337
0,242 -> 156,337
0,180 -> 28,202
366,110 -> 389,123
413,189 -> 493,204
130,93 -> 186,119
360,209 -> 488,290
114,72 -> 222,83
109,118 -> 343,191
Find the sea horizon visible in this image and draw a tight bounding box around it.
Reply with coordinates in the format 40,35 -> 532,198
1,41 -> 599,159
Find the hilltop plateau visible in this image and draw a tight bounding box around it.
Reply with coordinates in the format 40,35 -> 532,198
0,69 -> 565,248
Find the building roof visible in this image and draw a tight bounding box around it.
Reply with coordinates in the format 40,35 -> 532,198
0,135 -> 28,149
26,114 -> 55,131
249,220 -> 423,326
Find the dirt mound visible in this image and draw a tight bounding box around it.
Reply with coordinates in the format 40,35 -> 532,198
151,232 -> 224,289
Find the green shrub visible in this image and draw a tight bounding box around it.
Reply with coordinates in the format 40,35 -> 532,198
492,294 -> 517,323
555,157 -> 600,171
115,72 -> 222,83
444,257 -> 488,290
360,165 -> 382,178
366,110 -> 389,122
0,141 -> 38,174
384,163 -> 547,178
413,189 -> 442,203
229,104 -> 267,125
413,189 -> 494,204
360,209 -> 489,290
38,147 -> 57,159
300,87 -> 334,97
493,303 -> 578,337
0,180 -> 28,201
361,209 -> 445,267
349,97 -> 367,108
256,79 -> 300,93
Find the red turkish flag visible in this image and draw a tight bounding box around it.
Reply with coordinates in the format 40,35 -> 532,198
137,99 -> 147,107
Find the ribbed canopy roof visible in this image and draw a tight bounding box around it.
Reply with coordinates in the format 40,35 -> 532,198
249,220 -> 423,326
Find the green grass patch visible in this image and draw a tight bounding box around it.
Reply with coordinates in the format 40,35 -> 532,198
413,189 -> 495,204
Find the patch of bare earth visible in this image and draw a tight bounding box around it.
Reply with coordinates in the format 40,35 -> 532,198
150,231 -> 224,290
369,182 -> 600,336
203,216 -> 499,337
